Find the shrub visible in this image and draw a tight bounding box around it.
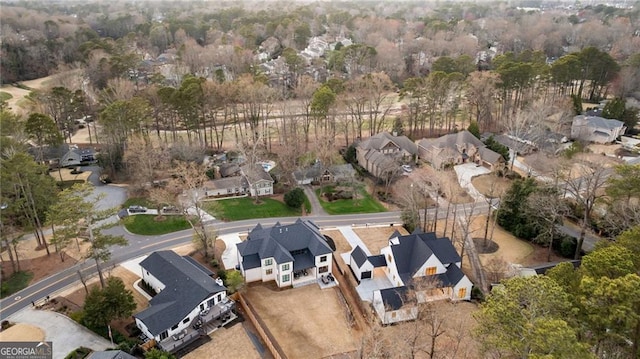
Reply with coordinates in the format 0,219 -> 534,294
64,347 -> 91,359
284,187 -> 305,209
471,286 -> 485,302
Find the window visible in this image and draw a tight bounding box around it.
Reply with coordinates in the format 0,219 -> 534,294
160,331 -> 168,340
387,254 -> 392,262
182,317 -> 189,324
425,267 -> 437,275
282,263 -> 290,271
171,324 -> 179,330
320,255 -> 327,262
458,287 -> 467,299
264,259 -> 272,266
266,268 -> 273,275
282,274 -> 290,282
217,293 -> 222,302
319,266 -> 328,273
391,312 -> 397,318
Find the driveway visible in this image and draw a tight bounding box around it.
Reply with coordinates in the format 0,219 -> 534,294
84,165 -> 127,212
303,185 -> 327,216
10,307 -> 111,358
218,233 -> 242,270
453,163 -> 491,202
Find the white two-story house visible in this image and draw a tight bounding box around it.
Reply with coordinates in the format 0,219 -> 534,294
133,251 -> 228,351
236,219 -> 333,288
365,229 -> 472,324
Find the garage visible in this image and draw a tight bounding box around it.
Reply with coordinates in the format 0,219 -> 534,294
361,271 -> 372,279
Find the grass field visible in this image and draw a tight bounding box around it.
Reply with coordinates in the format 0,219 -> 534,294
123,215 -> 191,235
317,186 -> 386,215
205,197 -> 302,221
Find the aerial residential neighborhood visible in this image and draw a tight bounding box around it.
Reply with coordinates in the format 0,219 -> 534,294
1,0 -> 640,359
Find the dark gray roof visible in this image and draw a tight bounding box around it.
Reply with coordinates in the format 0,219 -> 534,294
183,255 -> 214,276
134,251 -> 226,336
351,245 -> 368,268
88,350 -> 137,359
237,219 -> 332,266
379,286 -> 411,310
368,255 -> 387,268
242,254 -> 261,270
390,231 -> 462,283
392,235 -> 434,283
293,252 -> 316,271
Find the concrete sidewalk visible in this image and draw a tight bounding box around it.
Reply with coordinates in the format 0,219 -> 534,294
219,233 -> 242,270
338,226 -> 372,255
10,307 -> 111,358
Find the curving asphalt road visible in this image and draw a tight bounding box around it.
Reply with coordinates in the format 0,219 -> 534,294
0,202 -> 488,321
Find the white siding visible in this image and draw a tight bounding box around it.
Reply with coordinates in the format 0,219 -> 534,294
413,254 -> 445,279
244,267 -> 262,283
142,271 -> 165,293
452,275 -> 473,301
315,254 -> 333,277
350,255 -> 373,281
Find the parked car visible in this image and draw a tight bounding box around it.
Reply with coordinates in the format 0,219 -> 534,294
162,206 -> 181,214
402,164 -> 413,173
128,205 -> 148,213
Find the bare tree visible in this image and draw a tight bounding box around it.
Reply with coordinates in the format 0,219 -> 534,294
563,160 -> 609,259
525,186 -> 570,261
150,160 -> 215,258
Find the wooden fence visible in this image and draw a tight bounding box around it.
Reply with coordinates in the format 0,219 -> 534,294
237,293 -> 287,359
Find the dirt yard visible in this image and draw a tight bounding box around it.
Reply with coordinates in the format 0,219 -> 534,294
322,229 -> 350,254
183,323 -> 261,359
1,235 -> 90,284
379,301 -> 479,358
353,225 -> 408,254
471,174 -> 512,198
49,167 -> 92,182
0,323 -> 45,341
244,284 -> 361,359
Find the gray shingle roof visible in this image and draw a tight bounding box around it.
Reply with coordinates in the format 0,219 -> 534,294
351,245 -> 368,268
134,251 -> 226,336
390,231 -> 462,283
206,177 -> 243,190
241,163 -> 274,184
237,219 -> 332,266
379,286 -> 411,310
359,132 -> 418,154
88,350 -> 137,359
368,255 -> 387,268
417,130 -> 483,151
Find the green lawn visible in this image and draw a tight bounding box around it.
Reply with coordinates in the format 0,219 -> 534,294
123,214 -> 191,235
0,271 -> 34,298
205,197 -> 302,221
316,186 -> 387,215
0,91 -> 13,102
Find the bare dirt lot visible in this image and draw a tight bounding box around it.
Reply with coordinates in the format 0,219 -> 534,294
244,284 -> 361,359
183,323 -> 261,359
378,301 -> 480,358
471,174 -> 512,198
1,235 -> 90,284
353,225 -> 408,254
0,323 -> 45,342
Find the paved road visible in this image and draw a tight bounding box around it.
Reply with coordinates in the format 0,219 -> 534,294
0,203 -> 487,321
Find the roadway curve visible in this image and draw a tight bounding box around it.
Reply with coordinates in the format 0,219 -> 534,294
0,203 -> 488,321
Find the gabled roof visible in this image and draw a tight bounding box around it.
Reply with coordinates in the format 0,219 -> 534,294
574,115 -> 624,130
389,230 -> 462,284
134,251 -> 226,336
358,132 -> 418,154
417,130 -> 484,151
237,219 -> 332,265
379,286 -> 412,310
478,147 -> 503,164
241,163 -> 274,184
351,245 -> 368,268
206,177 -> 244,190
391,235 -> 434,283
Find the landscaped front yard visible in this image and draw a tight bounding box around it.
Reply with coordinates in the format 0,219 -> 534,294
205,197 -> 302,221
123,215 -> 192,235
244,284 -> 361,358
316,185 -> 386,215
